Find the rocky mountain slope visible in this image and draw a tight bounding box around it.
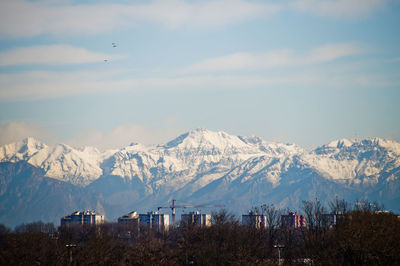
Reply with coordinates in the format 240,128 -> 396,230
0,137 -> 113,186
0,129 -> 399,227
0,161 -> 102,226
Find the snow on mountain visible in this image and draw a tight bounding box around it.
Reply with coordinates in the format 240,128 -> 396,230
219,155 -> 290,187
0,137 -> 47,161
0,138 -> 109,186
238,135 -> 304,156
301,138 -> 400,185
1,130 -> 400,226
0,131 -> 399,191
162,129 -> 266,161
102,129 -> 303,195
326,138 -> 354,148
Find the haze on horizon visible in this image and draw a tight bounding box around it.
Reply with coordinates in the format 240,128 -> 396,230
0,0 -> 399,150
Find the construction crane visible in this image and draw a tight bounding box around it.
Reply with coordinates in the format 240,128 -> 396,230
157,199 -> 225,226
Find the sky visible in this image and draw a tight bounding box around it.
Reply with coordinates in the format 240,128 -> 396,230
0,0 -> 399,150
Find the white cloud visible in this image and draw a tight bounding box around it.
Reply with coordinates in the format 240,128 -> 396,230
0,0 -> 123,37
131,0 -> 280,29
0,70 -> 130,100
66,119 -> 183,150
0,121 -> 58,146
183,50 -> 292,73
0,45 -> 117,66
0,0 -> 386,38
0,120 -> 183,150
303,43 -> 365,63
291,0 -> 386,18
0,70 -> 297,101
2,67 -> 397,102
184,43 -> 364,73
0,43 -> 394,102
0,0 -> 280,37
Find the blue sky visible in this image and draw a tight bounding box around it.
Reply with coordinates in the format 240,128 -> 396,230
0,0 -> 399,149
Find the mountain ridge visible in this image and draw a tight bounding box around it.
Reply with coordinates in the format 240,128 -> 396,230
0,129 -> 399,227
1,130 -> 397,187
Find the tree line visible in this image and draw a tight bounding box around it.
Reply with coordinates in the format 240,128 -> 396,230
0,199 -> 399,265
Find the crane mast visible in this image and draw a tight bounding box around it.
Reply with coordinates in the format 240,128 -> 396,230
157,199 -> 225,227
171,199 -> 176,226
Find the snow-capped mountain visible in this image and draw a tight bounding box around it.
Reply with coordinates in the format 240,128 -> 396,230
0,137 -> 112,186
301,138 -> 400,185
0,129 -> 399,227
0,129 -> 303,187
101,129 -> 302,195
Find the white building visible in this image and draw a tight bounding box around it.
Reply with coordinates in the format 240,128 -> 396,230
181,211 -> 212,227
138,211 -> 169,231
61,210 -> 104,225
242,211 -> 266,229
118,211 -> 139,225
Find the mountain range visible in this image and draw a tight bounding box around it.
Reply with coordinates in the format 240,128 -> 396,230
1,128 -> 399,227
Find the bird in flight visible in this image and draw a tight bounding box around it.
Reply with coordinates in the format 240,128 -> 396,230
112,43 -> 117,48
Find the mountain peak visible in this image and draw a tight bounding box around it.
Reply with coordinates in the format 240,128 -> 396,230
2,137 -> 47,156
163,128 -> 248,150
22,136 -> 46,146
325,137 -> 400,151
357,137 -> 400,154
0,137 -> 47,168
327,138 -> 354,148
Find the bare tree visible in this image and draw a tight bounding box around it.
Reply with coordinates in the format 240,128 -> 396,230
261,204 -> 281,230
302,198 -> 327,231
211,209 -> 237,225
354,199 -> 383,212
303,200 -> 315,229
329,197 -> 350,214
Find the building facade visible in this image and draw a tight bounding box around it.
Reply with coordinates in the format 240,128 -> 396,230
138,211 -> 169,231
181,211 -> 212,227
281,212 -> 306,228
118,211 -> 139,225
322,212 -> 343,227
61,211 -> 104,225
242,211 -> 266,229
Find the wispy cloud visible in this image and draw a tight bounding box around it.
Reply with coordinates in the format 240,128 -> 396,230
291,0 -> 386,18
130,0 -> 280,29
0,45 -> 117,66
0,121 -> 58,146
0,70 -> 132,100
2,66 -> 398,102
0,0 -> 280,37
183,50 -> 292,73
0,43 -> 393,102
303,43 -> 365,63
183,43 -> 364,73
67,119 -> 182,150
0,119 -> 183,150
